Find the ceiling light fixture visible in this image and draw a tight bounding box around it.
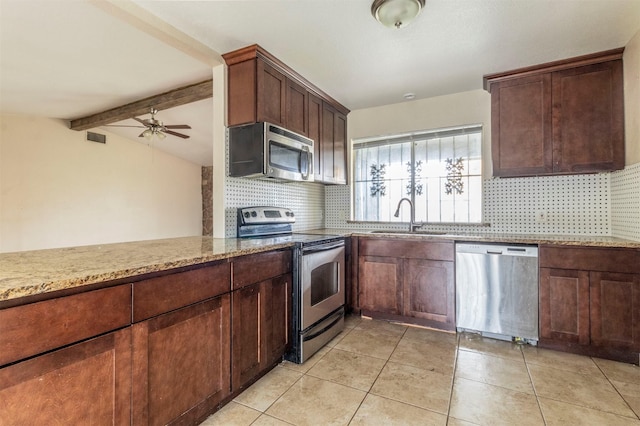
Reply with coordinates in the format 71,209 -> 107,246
142,127 -> 166,140
371,0 -> 426,29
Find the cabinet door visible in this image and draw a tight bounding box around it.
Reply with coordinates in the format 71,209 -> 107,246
264,274 -> 292,365
285,79 -> 308,136
227,59 -> 257,126
309,93 -> 323,181
232,282 -> 264,390
257,60 -> 286,126
320,102 -> 348,185
0,329 -> 131,426
491,74 -> 553,177
132,296 -> 231,426
333,110 -> 347,184
539,268 -> 590,345
358,255 -> 403,315
321,102 -> 336,183
590,272 -> 640,351
403,259 -> 455,329
552,60 -> 624,173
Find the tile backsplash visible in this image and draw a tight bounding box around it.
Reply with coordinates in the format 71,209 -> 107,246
224,178 -> 325,237
611,162 -> 640,241
326,166 -> 639,240
219,153 -> 638,240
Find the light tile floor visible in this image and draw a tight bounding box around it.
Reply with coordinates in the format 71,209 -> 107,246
201,315 -> 640,425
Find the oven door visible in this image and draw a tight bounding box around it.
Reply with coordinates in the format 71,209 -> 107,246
301,241 -> 345,330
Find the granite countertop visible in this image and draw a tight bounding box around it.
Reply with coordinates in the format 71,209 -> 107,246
0,236 -> 294,303
304,228 -> 640,249
2,231 -> 638,306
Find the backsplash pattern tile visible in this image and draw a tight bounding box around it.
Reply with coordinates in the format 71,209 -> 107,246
326,173 -> 612,236
611,162 -> 640,242
224,178 -> 325,238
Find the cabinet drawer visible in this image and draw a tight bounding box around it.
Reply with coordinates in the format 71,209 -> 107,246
359,238 -> 454,261
232,250 -> 292,290
539,246 -> 639,274
133,262 -> 230,322
0,284 -> 131,366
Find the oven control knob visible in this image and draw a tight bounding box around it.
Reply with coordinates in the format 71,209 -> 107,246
243,212 -> 250,219
251,211 -> 257,217
290,212 -> 294,217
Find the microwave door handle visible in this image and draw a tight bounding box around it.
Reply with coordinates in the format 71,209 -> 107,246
301,147 -> 311,180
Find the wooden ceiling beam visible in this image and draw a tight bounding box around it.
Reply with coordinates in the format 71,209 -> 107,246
69,79 -> 213,131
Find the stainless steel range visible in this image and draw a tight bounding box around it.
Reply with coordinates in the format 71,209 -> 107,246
237,206 -> 345,364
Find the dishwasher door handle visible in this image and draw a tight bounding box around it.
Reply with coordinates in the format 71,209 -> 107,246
486,250 -> 503,255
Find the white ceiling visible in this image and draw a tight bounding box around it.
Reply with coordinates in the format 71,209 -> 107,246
2,0 -> 639,166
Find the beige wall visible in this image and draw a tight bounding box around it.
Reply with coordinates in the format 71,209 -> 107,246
348,89 -> 492,176
0,114 -> 202,252
349,31 -> 640,172
624,28 -> 640,165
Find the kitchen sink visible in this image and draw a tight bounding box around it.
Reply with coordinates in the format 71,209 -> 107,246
369,230 -> 449,235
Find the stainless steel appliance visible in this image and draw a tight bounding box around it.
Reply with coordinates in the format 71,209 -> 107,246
237,207 -> 345,363
229,122 -> 314,182
455,242 -> 539,343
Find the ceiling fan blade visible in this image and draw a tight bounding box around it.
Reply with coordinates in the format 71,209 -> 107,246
164,129 -> 190,139
138,131 -> 146,138
104,124 -> 145,128
133,117 -> 149,126
164,124 -> 191,129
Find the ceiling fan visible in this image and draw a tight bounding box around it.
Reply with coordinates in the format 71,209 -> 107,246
107,108 -> 191,139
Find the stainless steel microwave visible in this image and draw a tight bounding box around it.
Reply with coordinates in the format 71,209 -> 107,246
228,122 -> 314,182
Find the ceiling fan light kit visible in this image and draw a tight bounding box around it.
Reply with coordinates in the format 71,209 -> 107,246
371,0 -> 425,29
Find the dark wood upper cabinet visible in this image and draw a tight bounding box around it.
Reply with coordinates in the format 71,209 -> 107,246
321,102 -> 347,184
491,74 -> 553,176
485,48 -> 625,177
256,60 -> 286,127
223,44 -> 349,185
286,78 -> 308,136
552,61 -> 624,173
309,93 -> 323,181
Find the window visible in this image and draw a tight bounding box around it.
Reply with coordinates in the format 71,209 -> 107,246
353,125 -> 482,223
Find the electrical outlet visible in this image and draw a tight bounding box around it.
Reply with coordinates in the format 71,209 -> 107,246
535,210 -> 547,223
338,211 -> 347,220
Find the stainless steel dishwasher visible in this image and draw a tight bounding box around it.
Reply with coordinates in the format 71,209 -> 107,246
455,243 -> 539,343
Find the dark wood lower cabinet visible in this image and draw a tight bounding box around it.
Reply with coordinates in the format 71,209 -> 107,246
264,274 -> 292,366
590,272 -> 640,352
232,282 -> 263,390
358,238 -> 455,330
232,274 -> 292,391
0,328 -> 131,426
403,259 -> 455,329
359,255 -> 403,315
539,268 -> 590,344
132,296 -> 231,426
539,245 -> 640,364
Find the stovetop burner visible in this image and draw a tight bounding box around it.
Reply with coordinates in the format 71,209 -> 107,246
236,207 -> 341,246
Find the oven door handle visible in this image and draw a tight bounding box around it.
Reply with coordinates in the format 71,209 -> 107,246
302,240 -> 345,254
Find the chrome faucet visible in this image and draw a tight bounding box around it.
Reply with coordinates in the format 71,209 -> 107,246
394,198 -> 423,232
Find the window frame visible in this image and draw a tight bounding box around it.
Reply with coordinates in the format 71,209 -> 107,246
350,124 -> 483,224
